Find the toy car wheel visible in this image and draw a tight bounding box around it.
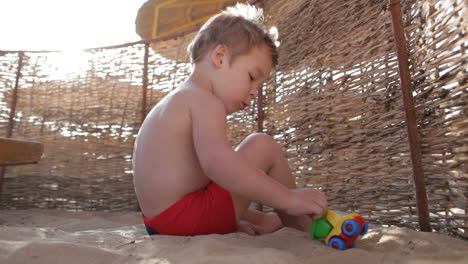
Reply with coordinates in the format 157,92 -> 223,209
361,222 -> 369,235
342,219 -> 360,236
328,237 -> 346,250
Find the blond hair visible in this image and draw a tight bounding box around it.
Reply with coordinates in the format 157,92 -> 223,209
187,3 -> 279,67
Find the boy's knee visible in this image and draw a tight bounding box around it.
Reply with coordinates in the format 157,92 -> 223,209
245,132 -> 273,144
243,133 -> 282,153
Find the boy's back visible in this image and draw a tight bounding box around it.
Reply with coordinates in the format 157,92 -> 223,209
133,85 -> 211,219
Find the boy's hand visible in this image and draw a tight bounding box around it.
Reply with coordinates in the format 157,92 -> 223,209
285,188 -> 328,219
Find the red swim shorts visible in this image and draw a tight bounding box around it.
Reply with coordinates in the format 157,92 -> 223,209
142,182 -> 237,236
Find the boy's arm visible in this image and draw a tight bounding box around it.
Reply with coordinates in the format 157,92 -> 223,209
191,93 -> 293,212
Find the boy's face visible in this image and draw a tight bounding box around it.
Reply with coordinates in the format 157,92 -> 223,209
212,44 -> 273,115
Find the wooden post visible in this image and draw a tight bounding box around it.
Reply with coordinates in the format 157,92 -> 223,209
0,51 -> 24,194
255,85 -> 265,212
141,43 -> 150,124
389,0 -> 431,232
6,51 -> 24,138
257,86 -> 264,133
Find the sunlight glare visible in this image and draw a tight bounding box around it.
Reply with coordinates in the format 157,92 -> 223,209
47,48 -> 89,80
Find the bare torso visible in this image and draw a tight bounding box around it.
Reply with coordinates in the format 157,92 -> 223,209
133,86 -> 210,218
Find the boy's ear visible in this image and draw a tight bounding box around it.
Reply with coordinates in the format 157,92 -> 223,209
211,44 -> 228,68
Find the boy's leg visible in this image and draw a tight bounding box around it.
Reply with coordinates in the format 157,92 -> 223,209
231,133 -> 311,232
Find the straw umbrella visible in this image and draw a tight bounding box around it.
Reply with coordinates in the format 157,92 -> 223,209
135,0 -> 252,62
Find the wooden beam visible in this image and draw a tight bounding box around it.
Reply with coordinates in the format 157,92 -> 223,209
255,85 -> 265,212
141,43 -> 150,124
0,137 -> 44,166
389,0 -> 431,232
257,86 -> 264,133
6,51 -> 23,138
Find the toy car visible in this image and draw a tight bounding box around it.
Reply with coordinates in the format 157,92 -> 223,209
310,210 -> 368,250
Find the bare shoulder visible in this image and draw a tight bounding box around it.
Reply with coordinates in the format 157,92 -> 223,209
181,85 -> 225,110
186,88 -> 226,117
161,86 -> 221,112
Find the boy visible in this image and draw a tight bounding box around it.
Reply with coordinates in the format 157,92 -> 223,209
133,3 -> 327,236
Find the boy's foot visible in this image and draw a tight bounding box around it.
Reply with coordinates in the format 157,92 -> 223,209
237,212 -> 283,235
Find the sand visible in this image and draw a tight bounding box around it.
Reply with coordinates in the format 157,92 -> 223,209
1,209 -> 467,264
